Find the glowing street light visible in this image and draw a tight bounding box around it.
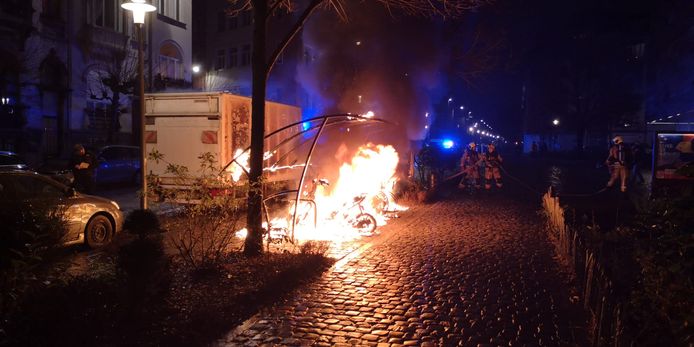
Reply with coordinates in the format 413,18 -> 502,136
192,65 -> 201,74
552,118 -> 560,126
121,0 -> 157,210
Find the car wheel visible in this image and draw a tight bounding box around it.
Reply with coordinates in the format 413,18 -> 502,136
85,215 -> 113,248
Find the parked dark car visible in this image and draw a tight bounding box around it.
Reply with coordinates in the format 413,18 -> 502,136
0,170 -> 123,248
1,151 -> 74,185
0,151 -> 29,171
93,145 -> 141,185
36,157 -> 75,186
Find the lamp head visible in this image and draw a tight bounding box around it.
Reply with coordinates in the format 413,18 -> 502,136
121,0 -> 157,24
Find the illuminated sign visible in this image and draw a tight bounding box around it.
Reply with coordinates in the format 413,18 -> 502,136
654,133 -> 694,180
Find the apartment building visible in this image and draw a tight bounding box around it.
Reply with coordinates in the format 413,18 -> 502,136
192,0 -> 305,107
0,0 -> 192,162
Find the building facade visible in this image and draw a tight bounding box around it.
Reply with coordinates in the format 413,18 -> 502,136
0,0 -> 192,163
191,0 -> 305,107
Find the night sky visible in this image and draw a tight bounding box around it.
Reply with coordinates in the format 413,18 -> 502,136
293,0 -> 694,145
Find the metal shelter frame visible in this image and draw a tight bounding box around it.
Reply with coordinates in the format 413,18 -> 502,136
220,114 -> 392,243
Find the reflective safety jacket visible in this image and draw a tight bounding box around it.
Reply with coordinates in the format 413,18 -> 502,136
483,150 -> 503,168
462,149 -> 480,168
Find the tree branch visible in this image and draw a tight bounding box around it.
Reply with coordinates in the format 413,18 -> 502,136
266,0 -> 325,75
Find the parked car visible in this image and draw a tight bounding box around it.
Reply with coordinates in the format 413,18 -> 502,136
0,170 -> 123,248
1,150 -> 75,185
93,145 -> 141,185
0,151 -> 29,171
36,157 -> 75,186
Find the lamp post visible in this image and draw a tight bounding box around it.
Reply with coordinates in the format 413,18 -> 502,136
121,0 -> 156,210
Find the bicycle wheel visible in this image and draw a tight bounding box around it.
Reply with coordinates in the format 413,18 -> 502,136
353,213 -> 377,235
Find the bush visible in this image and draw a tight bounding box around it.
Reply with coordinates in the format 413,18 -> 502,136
621,194 -> 694,345
117,236 -> 169,302
299,240 -> 331,256
124,209 -> 161,239
0,201 -> 67,323
149,150 -> 244,272
167,203 -> 241,273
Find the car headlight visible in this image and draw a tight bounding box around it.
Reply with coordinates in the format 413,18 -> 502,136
111,200 -> 121,210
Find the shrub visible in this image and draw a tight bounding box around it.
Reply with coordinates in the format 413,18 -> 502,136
622,194 -> 694,345
124,209 -> 161,239
0,201 -> 67,322
117,236 -> 170,303
149,151 -> 244,272
168,203 -> 241,272
299,240 -> 331,256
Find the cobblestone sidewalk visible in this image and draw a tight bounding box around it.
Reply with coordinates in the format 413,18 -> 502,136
218,193 -> 588,346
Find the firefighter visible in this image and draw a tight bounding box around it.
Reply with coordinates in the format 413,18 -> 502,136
458,142 -> 481,190
483,143 -> 503,190
605,136 -> 632,192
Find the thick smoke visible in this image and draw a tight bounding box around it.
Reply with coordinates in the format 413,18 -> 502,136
295,4 -> 449,172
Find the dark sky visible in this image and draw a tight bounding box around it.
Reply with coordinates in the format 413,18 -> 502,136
294,0 -> 694,147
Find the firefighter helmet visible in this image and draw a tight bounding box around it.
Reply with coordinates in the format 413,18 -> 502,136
613,136 -> 623,144
468,142 -> 476,149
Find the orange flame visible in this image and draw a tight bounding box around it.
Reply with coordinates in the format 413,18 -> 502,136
236,143 -> 408,244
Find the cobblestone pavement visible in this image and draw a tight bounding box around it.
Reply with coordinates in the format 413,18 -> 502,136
219,192 -> 588,346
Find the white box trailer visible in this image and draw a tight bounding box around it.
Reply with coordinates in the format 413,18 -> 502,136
144,92 -> 301,199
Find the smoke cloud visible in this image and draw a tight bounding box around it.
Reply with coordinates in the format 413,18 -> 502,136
295,4 -> 450,166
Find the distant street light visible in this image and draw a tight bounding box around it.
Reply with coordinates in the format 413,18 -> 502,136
552,119 -> 560,126
121,0 -> 156,210
192,65 -> 201,73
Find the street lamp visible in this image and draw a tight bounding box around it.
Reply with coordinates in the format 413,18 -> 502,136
552,118 -> 560,126
121,0 -> 156,210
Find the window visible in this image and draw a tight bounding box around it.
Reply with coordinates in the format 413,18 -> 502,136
85,99 -> 108,131
91,0 -> 127,33
158,0 -> 165,15
217,11 -> 225,32
228,16 -> 238,30
216,49 -> 226,70
241,45 -> 250,66
158,42 -> 183,79
158,0 -> 180,21
228,47 -> 238,68
241,11 -> 251,26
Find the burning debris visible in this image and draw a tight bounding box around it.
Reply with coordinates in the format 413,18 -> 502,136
235,143 -> 408,244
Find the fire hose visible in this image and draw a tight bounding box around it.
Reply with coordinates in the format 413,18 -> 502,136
441,165 -> 609,198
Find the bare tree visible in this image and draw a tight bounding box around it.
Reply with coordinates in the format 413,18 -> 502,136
226,0 -> 490,256
85,39 -> 138,143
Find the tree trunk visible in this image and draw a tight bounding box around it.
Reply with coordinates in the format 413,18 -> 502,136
108,92 -> 121,143
244,0 -> 268,257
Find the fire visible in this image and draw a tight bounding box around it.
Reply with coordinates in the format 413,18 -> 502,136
235,143 -> 408,244
226,148 -> 248,182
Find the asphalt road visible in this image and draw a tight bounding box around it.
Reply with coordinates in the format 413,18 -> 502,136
218,190 -> 589,346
